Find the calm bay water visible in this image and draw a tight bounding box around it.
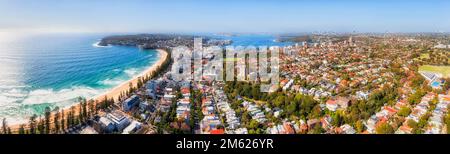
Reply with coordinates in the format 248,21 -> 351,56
0,33 -> 159,124
213,34 -> 294,47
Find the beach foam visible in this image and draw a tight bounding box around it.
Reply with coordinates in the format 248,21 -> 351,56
0,85 -> 106,125
0,88 -> 28,105
92,41 -> 111,48
0,65 -> 153,124
21,86 -> 103,105
98,78 -> 127,86
1,85 -> 103,109
124,68 -> 140,77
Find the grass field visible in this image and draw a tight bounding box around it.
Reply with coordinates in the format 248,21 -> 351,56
419,65 -> 450,78
419,53 -> 430,59
414,53 -> 430,61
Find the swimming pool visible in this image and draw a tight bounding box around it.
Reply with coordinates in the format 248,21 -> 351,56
431,81 -> 441,88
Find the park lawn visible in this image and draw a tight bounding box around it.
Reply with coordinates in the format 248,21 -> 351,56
419,53 -> 430,59
244,97 -> 267,106
419,65 -> 450,78
414,53 -> 429,61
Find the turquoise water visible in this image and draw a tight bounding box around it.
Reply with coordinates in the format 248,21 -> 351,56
0,33 -> 159,124
431,81 -> 441,88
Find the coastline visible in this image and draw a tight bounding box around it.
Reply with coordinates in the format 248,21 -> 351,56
93,49 -> 168,102
9,49 -> 169,132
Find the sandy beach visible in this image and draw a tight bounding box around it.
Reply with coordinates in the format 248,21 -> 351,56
10,49 -> 168,132
93,49 -> 168,102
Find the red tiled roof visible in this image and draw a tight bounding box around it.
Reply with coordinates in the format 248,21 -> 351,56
210,129 -> 225,134
400,125 -> 412,132
181,87 -> 190,94
326,99 -> 337,105
283,123 -> 295,134
384,106 -> 398,113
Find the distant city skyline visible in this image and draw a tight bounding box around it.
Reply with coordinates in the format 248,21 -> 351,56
0,0 -> 449,33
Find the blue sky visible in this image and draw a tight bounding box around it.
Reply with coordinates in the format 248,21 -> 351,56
0,0 -> 449,33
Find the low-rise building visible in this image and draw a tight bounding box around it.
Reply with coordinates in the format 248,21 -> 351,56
340,124 -> 356,134
326,99 -> 338,111
122,95 -> 140,112
122,121 -> 142,134
107,111 -> 131,131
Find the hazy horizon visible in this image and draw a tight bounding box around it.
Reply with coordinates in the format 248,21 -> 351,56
1,0 -> 450,34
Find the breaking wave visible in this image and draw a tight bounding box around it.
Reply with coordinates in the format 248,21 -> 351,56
92,41 -> 111,48
21,86 -> 103,105
98,78 -> 126,86
0,86 -> 105,124
124,68 -> 140,77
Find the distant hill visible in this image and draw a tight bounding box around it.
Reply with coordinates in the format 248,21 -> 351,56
99,34 -> 232,49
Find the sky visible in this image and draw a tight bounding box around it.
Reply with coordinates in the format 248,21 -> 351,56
0,0 -> 449,33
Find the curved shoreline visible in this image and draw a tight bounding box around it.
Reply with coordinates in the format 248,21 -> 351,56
93,49 -> 167,102
10,49 -> 168,132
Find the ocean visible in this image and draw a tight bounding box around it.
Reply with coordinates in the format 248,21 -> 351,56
0,33 -> 159,124
0,33 -> 292,124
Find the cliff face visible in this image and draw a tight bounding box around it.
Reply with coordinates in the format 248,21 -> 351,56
99,34 -> 232,49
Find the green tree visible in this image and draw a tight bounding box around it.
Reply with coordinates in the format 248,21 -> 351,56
251,85 -> 261,99
273,95 -> 285,108
407,119 -> 419,133
70,106 -> 76,126
18,124 -> 25,134
78,103 -> 84,123
29,114 -> 37,134
309,105 -> 323,119
248,119 -> 260,130
355,120 -> 365,133
44,107 -> 51,134
417,113 -> 430,133
1,118 -> 7,134
128,82 -> 133,95
408,89 -> 426,105
54,109 -> 60,133
299,96 -> 316,118
286,102 -> 297,115
376,122 -> 394,134
331,113 -> 344,126
311,124 -> 324,134
82,100 -> 88,120
397,107 -> 411,117
445,113 -> 450,134
88,100 -> 95,118
60,109 -> 65,131
37,116 -> 44,134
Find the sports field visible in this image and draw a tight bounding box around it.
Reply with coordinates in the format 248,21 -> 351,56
419,65 -> 450,78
